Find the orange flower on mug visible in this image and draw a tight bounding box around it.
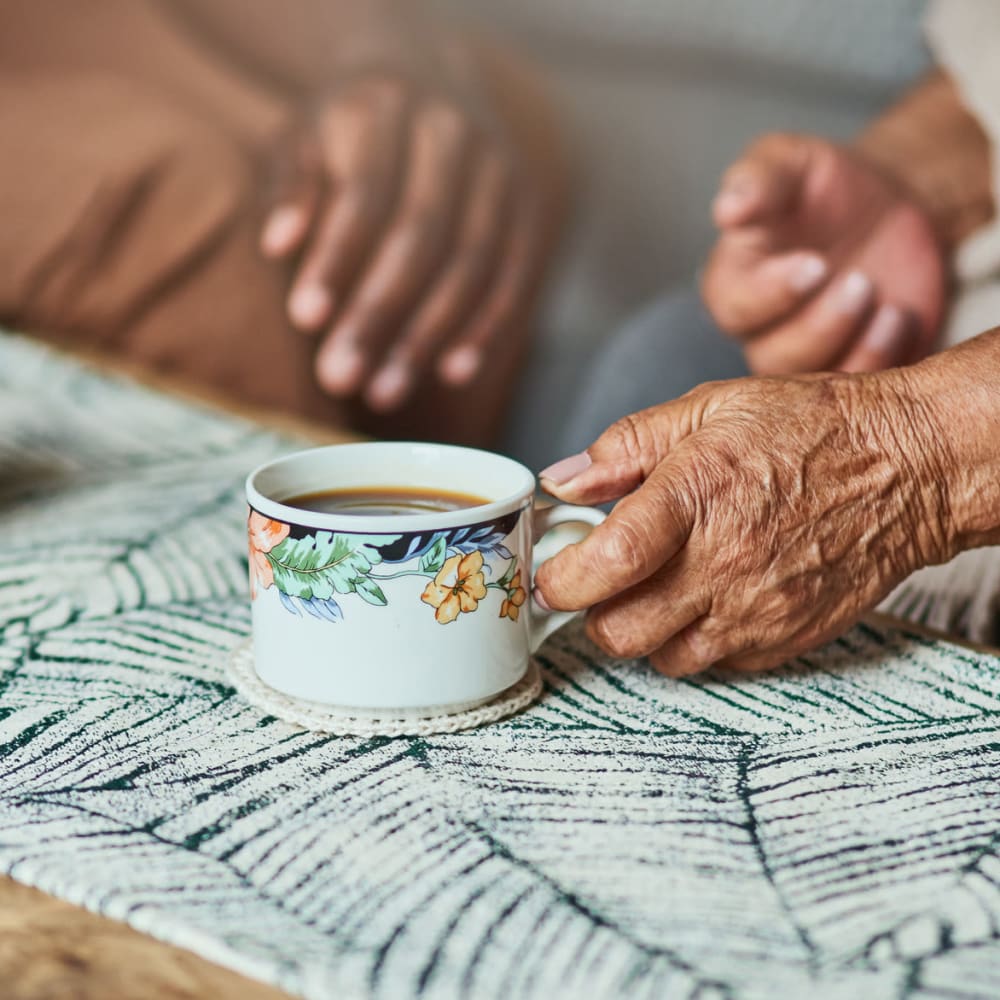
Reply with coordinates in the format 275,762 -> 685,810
421,551 -> 487,624
500,571 -> 527,622
248,509 -> 290,598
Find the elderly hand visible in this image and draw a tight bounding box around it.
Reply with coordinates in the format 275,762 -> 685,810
535,367 -> 957,676
260,45 -> 556,413
702,133 -> 947,376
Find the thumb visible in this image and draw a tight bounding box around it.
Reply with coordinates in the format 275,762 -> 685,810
539,393 -> 711,505
534,452 -> 696,612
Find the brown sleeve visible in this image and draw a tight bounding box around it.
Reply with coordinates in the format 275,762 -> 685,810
156,0 -> 440,96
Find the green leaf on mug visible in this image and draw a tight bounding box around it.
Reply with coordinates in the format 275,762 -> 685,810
266,532 -> 400,601
355,577 -> 388,607
496,557 -> 518,589
418,536 -> 448,574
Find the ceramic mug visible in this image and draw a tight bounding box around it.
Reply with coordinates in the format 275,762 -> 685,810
245,442 -> 604,715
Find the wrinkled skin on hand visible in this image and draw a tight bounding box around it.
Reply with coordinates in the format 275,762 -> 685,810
702,133 -> 947,376
536,371 -> 955,676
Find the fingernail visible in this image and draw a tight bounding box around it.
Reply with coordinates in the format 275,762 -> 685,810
787,254 -> 828,293
712,190 -> 749,220
713,171 -> 755,212
261,207 -> 301,253
865,304 -> 908,351
290,286 -> 331,329
440,346 -> 481,384
721,171 -> 754,197
532,587 -> 552,612
318,345 -> 363,395
836,271 -> 874,314
368,365 -> 410,409
539,452 -> 592,486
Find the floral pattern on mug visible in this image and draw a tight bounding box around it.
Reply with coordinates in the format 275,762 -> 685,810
246,505 -> 526,624
248,511 -> 290,598
420,552 -> 488,624
499,571 -> 527,622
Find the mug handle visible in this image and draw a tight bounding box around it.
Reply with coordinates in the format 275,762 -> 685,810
530,503 -> 606,652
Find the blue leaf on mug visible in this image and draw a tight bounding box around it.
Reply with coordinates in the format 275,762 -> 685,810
381,532 -> 439,565
449,531 -> 511,559
283,594 -> 345,622
300,598 -> 323,620
311,597 -> 344,623
278,591 -> 301,616
372,510 -> 524,566
401,535 -> 426,561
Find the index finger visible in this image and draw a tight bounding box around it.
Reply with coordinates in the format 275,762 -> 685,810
713,133 -> 811,229
702,241 -> 829,337
533,458 -> 696,612
260,134 -> 323,258
288,80 -> 408,331
314,99 -> 471,395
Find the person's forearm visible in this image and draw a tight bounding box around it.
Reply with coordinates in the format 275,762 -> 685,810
857,71 -> 994,249
899,327 -> 1000,558
160,0 -> 431,95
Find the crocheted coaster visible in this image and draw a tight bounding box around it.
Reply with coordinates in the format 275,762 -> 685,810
225,638 -> 542,736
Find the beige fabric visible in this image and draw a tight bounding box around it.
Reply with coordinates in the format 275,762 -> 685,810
925,0 -> 1000,340
882,547 -> 1000,643
879,1 -> 1000,644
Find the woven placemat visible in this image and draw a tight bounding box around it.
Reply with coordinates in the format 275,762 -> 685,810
225,637 -> 543,736
9,332 -> 1000,1000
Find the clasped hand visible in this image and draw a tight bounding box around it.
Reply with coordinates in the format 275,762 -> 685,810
702,133 -> 947,375
261,55 -> 549,412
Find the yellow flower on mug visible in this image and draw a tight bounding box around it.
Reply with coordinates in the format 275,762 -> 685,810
499,571 -> 527,622
421,551 -> 487,624
248,509 -> 290,598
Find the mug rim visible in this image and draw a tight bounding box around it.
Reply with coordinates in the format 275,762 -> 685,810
246,441 -> 537,532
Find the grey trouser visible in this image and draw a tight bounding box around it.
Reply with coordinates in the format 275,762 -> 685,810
560,291 -> 747,456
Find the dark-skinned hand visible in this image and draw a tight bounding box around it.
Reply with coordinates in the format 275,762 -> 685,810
260,39 -> 553,413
